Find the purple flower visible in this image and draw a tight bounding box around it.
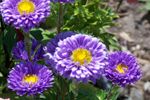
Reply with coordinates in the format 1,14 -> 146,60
105,51 -> 141,87
0,0 -> 50,32
53,34 -> 108,83
44,31 -> 76,67
12,39 -> 44,61
7,62 -> 54,96
51,0 -> 74,3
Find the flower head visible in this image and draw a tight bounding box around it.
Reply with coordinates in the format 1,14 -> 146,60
105,51 -> 141,87
51,0 -> 74,3
0,0 -> 50,32
44,31 -> 76,67
53,34 -> 108,83
12,39 -> 44,61
7,62 -> 54,96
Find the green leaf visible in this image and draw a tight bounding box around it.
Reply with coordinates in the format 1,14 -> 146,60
30,28 -> 43,41
30,28 -> 55,43
42,29 -> 55,42
77,83 -> 107,100
2,26 -> 17,54
0,26 -> 16,77
99,32 -> 120,50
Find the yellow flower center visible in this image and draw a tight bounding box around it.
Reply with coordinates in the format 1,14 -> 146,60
71,48 -> 92,65
23,74 -> 38,84
115,64 -> 128,74
17,0 -> 35,15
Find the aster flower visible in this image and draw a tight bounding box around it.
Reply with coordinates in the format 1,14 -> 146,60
7,62 -> 54,96
53,34 -> 108,83
104,51 -> 141,87
12,39 -> 44,61
0,0 -> 50,32
44,31 -> 76,67
51,0 -> 74,3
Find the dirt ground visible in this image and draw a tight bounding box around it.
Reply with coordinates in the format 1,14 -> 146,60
107,1 -> 150,100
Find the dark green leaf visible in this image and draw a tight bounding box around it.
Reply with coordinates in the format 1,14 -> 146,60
77,83 -> 107,100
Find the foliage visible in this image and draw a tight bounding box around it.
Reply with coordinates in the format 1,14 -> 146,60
44,0 -> 120,50
62,0 -> 117,35
140,0 -> 150,10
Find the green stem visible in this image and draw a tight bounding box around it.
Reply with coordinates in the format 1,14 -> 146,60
57,2 -> 63,34
62,93 -> 65,100
24,33 -> 31,61
73,82 -> 79,100
31,44 -> 41,60
56,76 -> 68,100
61,77 -> 66,100
106,84 -> 119,100
31,95 -> 36,100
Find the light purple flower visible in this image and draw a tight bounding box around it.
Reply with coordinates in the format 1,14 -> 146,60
53,34 -> 108,83
0,0 -> 50,32
7,62 -> 54,96
105,51 -> 142,87
44,31 -> 76,67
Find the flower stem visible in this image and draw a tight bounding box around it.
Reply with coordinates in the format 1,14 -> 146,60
56,76 -> 68,100
57,2 -> 63,34
24,32 -> 31,61
73,81 -> 79,100
31,95 -> 36,100
106,84 -> 119,100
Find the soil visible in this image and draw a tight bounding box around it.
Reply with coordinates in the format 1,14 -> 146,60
108,1 -> 150,100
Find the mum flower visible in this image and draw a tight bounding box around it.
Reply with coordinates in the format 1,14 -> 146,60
51,0 -> 74,3
44,31 -> 76,67
12,39 -> 44,61
7,62 -> 54,96
53,34 -> 108,83
0,0 -> 50,32
105,51 -> 141,87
